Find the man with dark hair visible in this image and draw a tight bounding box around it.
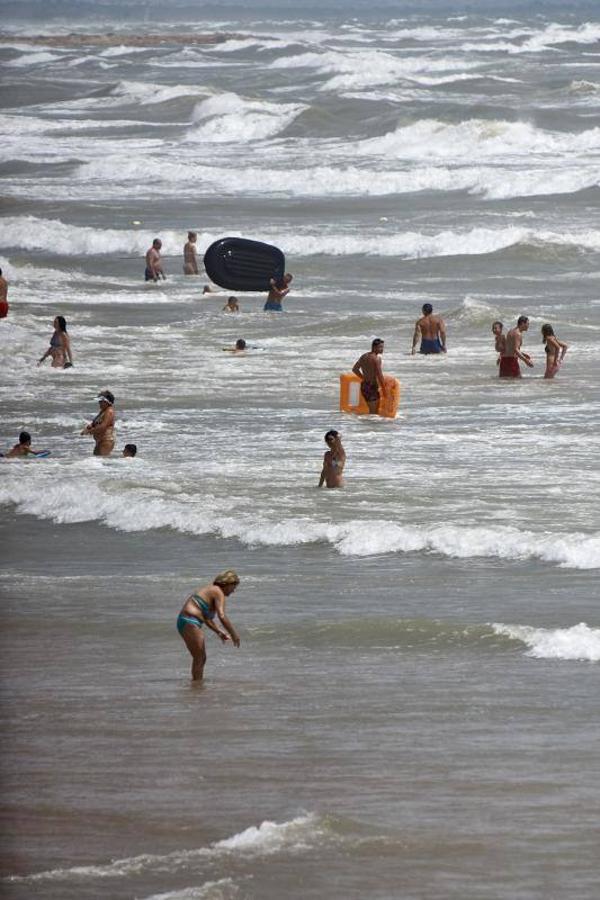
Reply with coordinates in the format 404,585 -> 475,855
145,238 -> 165,282
352,338 -> 386,414
412,303 -> 446,354
499,315 -> 533,378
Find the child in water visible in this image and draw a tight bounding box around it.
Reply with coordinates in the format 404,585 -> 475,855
492,321 -> 505,365
222,297 -> 239,313
5,431 -> 48,458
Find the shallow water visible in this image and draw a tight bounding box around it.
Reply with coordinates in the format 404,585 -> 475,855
1,3 -> 600,898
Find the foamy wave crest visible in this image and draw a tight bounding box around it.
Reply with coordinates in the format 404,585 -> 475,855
5,815 -> 320,883
2,216 -> 600,259
354,118 -> 600,160
2,477 -> 599,569
187,93 -> 305,142
569,80 -> 600,95
270,48 -> 479,91
493,623 -> 600,661
73,155 -> 600,202
141,880 -> 239,900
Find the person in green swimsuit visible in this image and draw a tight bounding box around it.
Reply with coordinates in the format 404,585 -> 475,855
176,570 -> 241,680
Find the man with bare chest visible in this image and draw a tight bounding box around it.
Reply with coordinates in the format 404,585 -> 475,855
499,315 -> 534,377
411,303 -> 446,354
352,338 -> 386,414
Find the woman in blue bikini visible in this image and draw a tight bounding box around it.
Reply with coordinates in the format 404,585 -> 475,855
177,570 -> 241,680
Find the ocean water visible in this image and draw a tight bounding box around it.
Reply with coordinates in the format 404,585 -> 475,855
1,3 -> 600,898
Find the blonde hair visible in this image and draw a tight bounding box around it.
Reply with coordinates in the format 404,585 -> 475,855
214,569 -> 240,586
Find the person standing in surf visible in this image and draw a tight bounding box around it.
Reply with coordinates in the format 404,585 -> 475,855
145,238 -> 165,282
264,273 -> 293,311
37,316 -> 73,369
183,232 -> 199,275
541,324 -> 568,379
352,338 -> 386,414
81,391 -> 116,456
318,430 -> 346,488
176,570 -> 241,681
492,320 -> 505,367
499,316 -> 533,378
411,303 -> 447,355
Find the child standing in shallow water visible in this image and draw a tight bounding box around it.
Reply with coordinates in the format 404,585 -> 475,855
541,324 -> 568,379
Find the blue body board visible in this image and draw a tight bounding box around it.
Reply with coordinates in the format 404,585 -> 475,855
203,237 -> 285,292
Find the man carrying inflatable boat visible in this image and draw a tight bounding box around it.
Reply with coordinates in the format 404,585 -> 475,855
352,338 -> 387,414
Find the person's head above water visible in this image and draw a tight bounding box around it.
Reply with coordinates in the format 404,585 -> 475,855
97,390 -> 115,406
517,315 -> 529,330
123,444 -> 137,457
54,315 -> 67,332
235,339 -> 246,350
371,337 -> 384,353
422,303 -> 433,316
541,324 -> 555,339
152,238 -> 162,249
324,429 -> 339,446
19,431 -> 31,446
214,569 -> 240,595
187,231 -> 197,242
492,321 -> 503,334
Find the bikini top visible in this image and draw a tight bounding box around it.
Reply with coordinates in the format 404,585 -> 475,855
192,593 -> 216,620
50,332 -> 62,348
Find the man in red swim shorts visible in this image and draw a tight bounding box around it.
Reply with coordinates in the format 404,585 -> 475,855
352,338 -> 386,414
499,316 -> 534,378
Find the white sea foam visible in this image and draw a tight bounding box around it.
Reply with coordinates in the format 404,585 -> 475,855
1,476 -> 599,570
270,47 -> 480,91
141,880 -> 239,900
354,118 -> 600,160
5,814 -> 320,882
3,216 -> 600,259
493,623 -> 600,661
187,93 -> 305,142
68,154 -> 600,202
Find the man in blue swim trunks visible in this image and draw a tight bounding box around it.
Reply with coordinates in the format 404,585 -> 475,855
264,273 -> 293,311
411,303 -> 447,355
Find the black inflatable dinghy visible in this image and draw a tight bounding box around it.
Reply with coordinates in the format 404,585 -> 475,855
203,237 -> 285,292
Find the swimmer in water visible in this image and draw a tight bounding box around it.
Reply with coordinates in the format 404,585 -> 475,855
222,339 -> 247,352
0,268 -> 8,319
264,273 -> 293,312
492,320 -> 505,366
5,431 -> 47,458
222,296 -> 239,313
176,570 -> 241,681
145,238 -> 165,282
122,443 -> 137,457
411,303 -> 446,355
541,324 -> 568,379
352,338 -> 386,414
81,391 -> 116,456
318,430 -> 346,488
183,231 -> 199,275
499,316 -> 534,378
38,316 -> 73,369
